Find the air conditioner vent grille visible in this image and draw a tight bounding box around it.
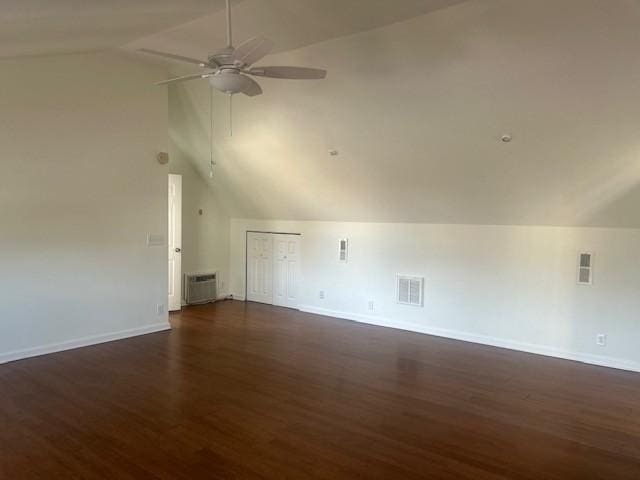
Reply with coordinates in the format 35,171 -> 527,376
185,272 -> 217,304
397,275 -> 424,307
339,238 -> 348,262
577,253 -> 593,285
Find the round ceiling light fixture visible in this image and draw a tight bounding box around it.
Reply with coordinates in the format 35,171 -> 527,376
208,70 -> 254,94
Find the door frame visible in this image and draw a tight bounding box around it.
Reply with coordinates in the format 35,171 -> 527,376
168,174 -> 183,312
245,230 -> 301,306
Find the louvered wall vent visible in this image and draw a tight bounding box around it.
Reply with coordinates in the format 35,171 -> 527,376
397,275 -> 424,307
577,253 -> 593,285
339,238 -> 348,262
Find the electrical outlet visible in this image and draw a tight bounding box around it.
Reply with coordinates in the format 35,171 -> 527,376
596,334 -> 607,347
157,304 -> 165,315
319,290 -> 325,300
368,301 -> 375,311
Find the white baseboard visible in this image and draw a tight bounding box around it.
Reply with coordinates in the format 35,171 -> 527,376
299,305 -> 640,374
0,322 -> 171,365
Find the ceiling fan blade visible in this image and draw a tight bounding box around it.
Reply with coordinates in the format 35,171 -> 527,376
248,66 -> 327,80
232,37 -> 274,67
155,73 -> 213,86
241,77 -> 263,97
139,48 -> 208,67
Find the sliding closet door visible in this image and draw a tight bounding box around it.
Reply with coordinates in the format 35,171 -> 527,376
246,232 -> 273,304
272,234 -> 301,309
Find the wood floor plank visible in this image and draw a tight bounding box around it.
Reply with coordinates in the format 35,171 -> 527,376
1,300 -> 640,479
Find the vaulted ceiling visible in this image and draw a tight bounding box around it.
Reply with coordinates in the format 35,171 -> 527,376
1,0 -> 468,58
0,0 -> 228,58
124,0 -> 469,64
6,0 -> 640,227
168,0 -> 640,227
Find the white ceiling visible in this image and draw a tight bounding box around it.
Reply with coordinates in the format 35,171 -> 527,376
169,0 -> 640,227
9,0 -> 640,227
0,0 -> 229,58
0,0 -> 469,59
125,0 -> 469,64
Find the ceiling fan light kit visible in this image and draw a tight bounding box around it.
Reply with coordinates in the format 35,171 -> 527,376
209,70 -> 254,95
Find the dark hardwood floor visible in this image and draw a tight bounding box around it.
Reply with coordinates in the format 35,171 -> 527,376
1,300 -> 639,479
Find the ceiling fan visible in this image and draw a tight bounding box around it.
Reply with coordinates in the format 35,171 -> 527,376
139,0 -> 327,96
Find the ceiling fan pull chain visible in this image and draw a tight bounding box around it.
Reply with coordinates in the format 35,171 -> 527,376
209,85 -> 215,178
229,94 -> 233,137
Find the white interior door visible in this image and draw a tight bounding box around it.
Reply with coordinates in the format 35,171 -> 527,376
272,234 -> 301,308
246,232 -> 273,304
168,174 -> 182,312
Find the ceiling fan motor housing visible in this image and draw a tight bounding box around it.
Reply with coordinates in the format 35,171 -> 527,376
208,46 -> 235,67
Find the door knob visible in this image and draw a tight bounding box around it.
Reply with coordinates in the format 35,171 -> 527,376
175,248 -> 181,253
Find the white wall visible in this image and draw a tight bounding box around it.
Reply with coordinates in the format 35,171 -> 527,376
168,84 -> 231,295
167,157 -> 230,296
231,219 -> 640,372
167,0 -> 640,373
0,52 -> 171,362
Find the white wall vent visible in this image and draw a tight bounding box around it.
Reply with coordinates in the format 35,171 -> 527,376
397,275 -> 424,306
577,253 -> 593,285
339,238 -> 348,263
184,272 -> 217,305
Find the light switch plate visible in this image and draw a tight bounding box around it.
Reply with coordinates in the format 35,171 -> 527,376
147,234 -> 165,247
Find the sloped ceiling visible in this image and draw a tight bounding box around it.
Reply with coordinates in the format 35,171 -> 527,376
125,0 -> 469,63
0,0 -> 468,59
0,0 -> 229,58
169,0 -> 640,227
5,0 -> 640,227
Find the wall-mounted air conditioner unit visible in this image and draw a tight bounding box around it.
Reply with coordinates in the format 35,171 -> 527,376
184,272 -> 217,305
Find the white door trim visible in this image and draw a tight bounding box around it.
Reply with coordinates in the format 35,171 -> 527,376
168,174 -> 182,311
